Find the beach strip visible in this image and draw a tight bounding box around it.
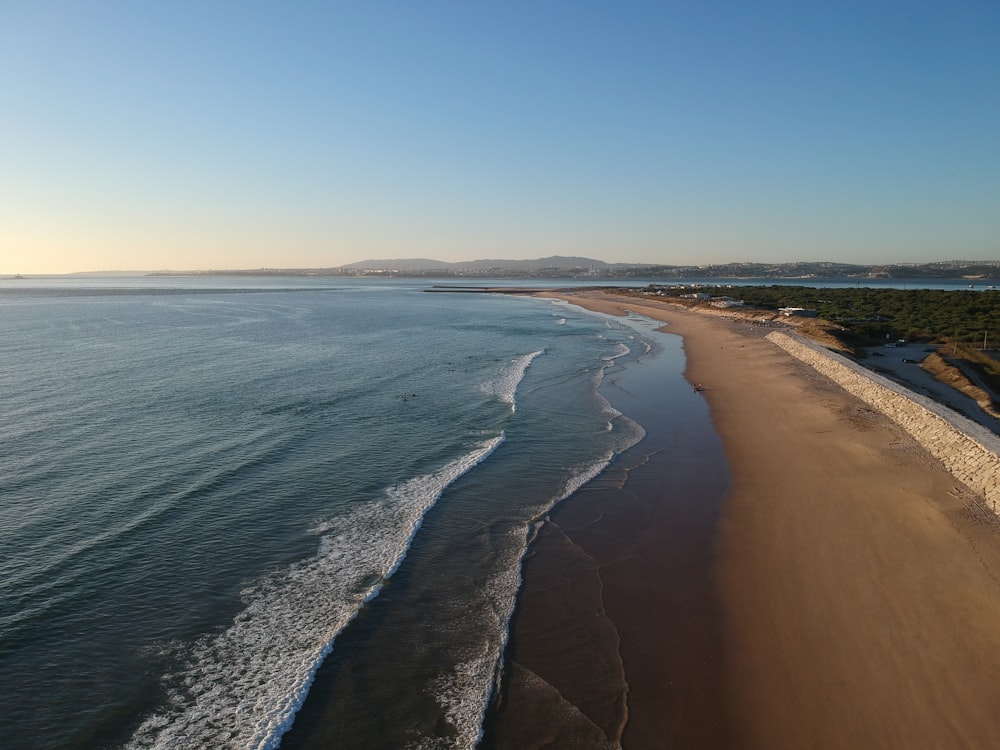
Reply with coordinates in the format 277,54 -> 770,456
486,291 -> 731,749
499,289 -> 1000,749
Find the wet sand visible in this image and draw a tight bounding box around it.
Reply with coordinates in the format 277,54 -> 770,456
485,307 -> 731,749
493,289 -> 1000,749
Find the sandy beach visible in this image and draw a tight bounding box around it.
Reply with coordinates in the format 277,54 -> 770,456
494,289 -> 1000,749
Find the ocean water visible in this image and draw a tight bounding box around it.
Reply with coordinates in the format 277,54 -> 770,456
0,276 -> 690,749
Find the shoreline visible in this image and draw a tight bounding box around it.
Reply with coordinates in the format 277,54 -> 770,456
501,289 -> 1000,748
485,301 -> 731,748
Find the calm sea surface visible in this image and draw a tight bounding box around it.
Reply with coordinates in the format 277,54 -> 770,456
0,277 -> 695,749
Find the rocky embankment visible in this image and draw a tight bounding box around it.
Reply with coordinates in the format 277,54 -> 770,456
768,332 -> 1000,511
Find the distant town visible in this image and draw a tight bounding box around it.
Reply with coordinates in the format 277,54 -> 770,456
148,257 -> 1000,281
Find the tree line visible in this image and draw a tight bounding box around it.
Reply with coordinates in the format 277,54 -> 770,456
710,286 -> 997,346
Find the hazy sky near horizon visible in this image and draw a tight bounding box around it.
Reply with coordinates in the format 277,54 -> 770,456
2,1 -> 999,273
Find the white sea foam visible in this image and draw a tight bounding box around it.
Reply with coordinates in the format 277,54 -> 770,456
480,350 -> 544,412
415,528 -> 527,750
592,363 -> 647,451
602,342 -> 630,363
560,452 -> 616,499
125,435 -> 504,750
417,648 -> 496,750
416,416 -> 641,750
448,409 -> 645,748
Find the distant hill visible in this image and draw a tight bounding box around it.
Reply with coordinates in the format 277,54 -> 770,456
334,257 -> 1000,280
340,255 -> 633,273
339,258 -> 456,272
149,258 -> 1000,281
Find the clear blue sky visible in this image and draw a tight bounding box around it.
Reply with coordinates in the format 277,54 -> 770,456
2,0 -> 999,272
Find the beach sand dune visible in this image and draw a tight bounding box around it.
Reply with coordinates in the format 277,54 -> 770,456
498,290 -> 1000,749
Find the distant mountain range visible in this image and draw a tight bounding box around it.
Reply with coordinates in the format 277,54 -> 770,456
338,255 -> 634,275
150,257 -> 1000,280
335,257 -> 1000,280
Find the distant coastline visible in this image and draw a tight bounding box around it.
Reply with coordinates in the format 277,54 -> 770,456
141,257 -> 1000,282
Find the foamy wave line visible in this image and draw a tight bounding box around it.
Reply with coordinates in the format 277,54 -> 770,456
418,337 -> 648,747
602,342 -> 630,363
590,356 -> 647,447
125,435 -> 504,750
560,452 -> 617,499
412,529 -> 526,750
480,350 -> 544,412
414,456 -> 612,750
605,385 -> 646,452
442,349 -> 645,744
441,423 -> 646,749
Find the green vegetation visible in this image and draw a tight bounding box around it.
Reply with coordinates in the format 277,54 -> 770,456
647,284 -> 1000,395
667,285 -> 999,345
